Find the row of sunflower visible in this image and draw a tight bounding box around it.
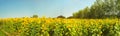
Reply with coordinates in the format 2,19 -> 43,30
0,17 -> 120,36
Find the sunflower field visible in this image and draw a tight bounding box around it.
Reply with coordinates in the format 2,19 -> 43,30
0,17 -> 120,36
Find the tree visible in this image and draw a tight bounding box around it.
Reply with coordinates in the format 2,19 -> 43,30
89,0 -> 106,18
73,7 -> 90,19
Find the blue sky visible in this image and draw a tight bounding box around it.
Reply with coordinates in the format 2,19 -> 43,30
0,0 -> 96,18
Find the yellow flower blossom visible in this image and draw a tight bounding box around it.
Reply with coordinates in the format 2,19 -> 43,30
0,17 -> 120,36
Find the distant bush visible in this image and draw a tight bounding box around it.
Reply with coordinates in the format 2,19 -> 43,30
67,16 -> 74,19
57,15 -> 65,18
32,15 -> 38,18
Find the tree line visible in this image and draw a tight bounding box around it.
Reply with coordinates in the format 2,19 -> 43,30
72,0 -> 120,19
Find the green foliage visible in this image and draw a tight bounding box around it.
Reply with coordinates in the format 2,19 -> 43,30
73,0 -> 120,19
73,7 -> 90,19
